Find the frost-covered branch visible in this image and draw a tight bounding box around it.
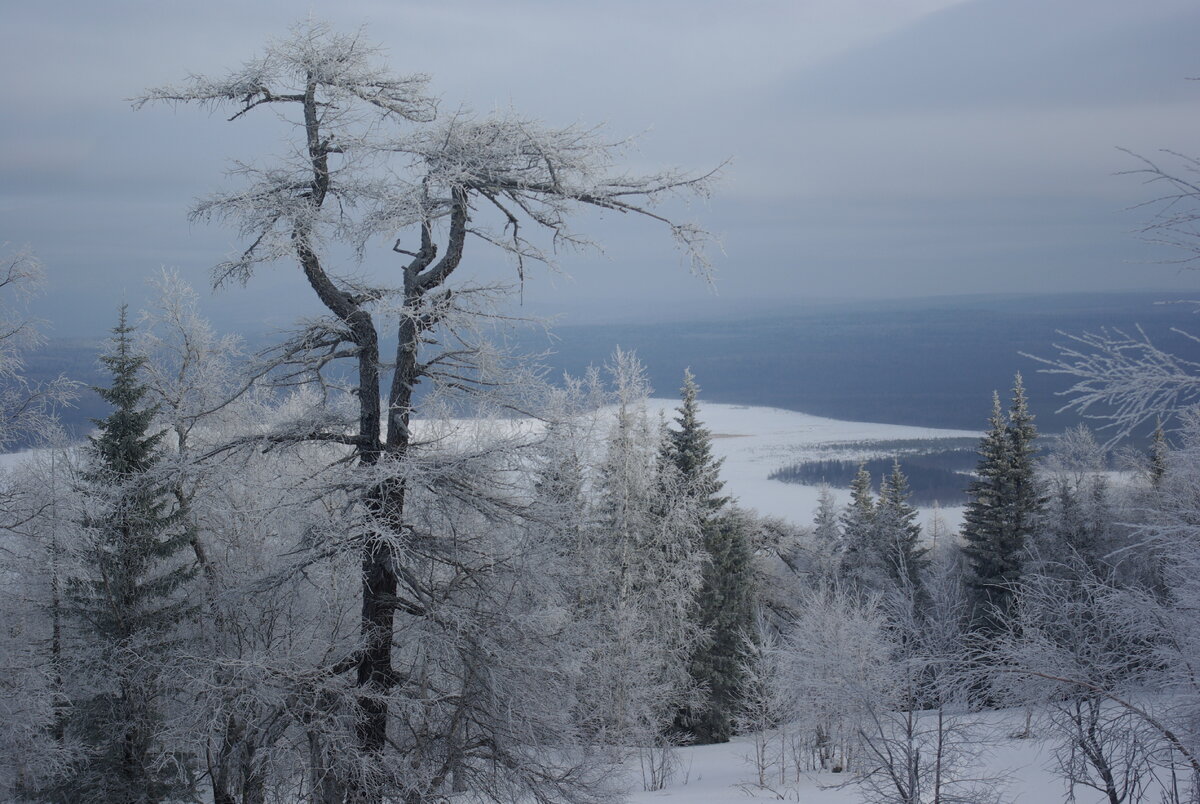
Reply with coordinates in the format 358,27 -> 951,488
1119,147 -> 1200,267
0,248 -> 77,450
1025,326 -> 1200,442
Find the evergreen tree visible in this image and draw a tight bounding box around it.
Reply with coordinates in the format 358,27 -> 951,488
664,369 -> 730,512
812,484 -> 842,576
666,370 -> 752,745
60,308 -> 194,804
961,375 -> 1041,631
875,460 -> 929,596
684,509 -> 754,744
1007,373 -> 1041,542
1034,439 -> 1118,578
839,463 -> 877,591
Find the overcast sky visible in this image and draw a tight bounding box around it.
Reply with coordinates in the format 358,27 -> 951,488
3,0 -> 1200,336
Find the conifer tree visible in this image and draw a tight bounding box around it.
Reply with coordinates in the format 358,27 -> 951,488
684,510 -> 754,744
875,460 -> 929,596
1042,478 -> 1087,557
839,463 -> 877,591
533,419 -> 587,559
1007,374 -> 1041,539
961,394 -> 1007,596
665,369 -> 729,512
812,484 -> 842,576
961,375 -> 1041,631
60,308 -> 194,804
666,370 -> 751,745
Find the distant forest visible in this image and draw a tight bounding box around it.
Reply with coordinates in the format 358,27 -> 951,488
770,449 -> 976,506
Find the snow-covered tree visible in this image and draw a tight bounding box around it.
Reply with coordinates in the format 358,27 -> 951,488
1008,374 -> 1041,530
961,376 -> 1041,630
0,249 -> 76,451
665,370 -> 751,745
683,509 -> 755,744
131,280 -> 359,804
811,484 -> 842,570
1026,150 -> 1200,441
1150,417 -> 1169,488
990,567 -> 1165,804
874,460 -> 929,599
1030,425 -> 1135,586
853,573 -> 1009,804
56,309 -> 196,804
839,463 -> 877,592
581,353 -> 703,752
0,250 -> 79,799
777,584 -> 895,775
664,369 -> 728,512
138,20 -> 717,801
0,453 -> 79,801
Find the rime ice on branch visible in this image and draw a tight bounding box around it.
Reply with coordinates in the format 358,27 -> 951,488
138,19 -> 719,803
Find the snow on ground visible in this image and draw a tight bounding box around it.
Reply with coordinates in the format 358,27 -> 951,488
624,706 -> 1109,804
644,399 -> 979,533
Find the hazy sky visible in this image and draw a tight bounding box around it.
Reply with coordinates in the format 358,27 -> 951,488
3,0 -> 1200,335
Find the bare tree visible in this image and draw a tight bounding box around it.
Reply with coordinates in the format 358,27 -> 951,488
138,20 -> 717,802
989,565 -> 1182,804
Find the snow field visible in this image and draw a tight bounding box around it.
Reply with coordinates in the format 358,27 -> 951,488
643,399 -> 978,534
624,706 -> 1114,803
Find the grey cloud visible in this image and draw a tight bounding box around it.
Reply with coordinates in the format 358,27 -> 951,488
3,0 -> 1199,339
775,0 -> 1200,114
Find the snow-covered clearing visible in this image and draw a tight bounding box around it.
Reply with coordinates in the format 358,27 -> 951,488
625,706 -> 1103,804
644,399 -> 978,533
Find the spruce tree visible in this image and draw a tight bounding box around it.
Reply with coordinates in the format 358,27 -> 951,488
812,484 -> 841,575
60,308 -> 194,804
683,510 -> 754,744
667,370 -> 751,745
875,460 -> 929,595
839,463 -> 877,591
961,375 -> 1041,631
1007,374 -> 1041,543
665,369 -> 729,513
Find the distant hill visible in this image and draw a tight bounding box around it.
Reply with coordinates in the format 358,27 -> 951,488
21,291 -> 1200,445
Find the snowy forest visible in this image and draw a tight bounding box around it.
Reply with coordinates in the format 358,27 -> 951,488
8,18 -> 1200,804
